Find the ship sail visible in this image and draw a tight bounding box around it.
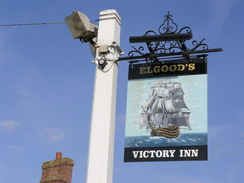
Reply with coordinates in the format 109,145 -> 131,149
139,113 -> 150,128
139,80 -> 191,138
176,112 -> 191,128
173,95 -> 188,109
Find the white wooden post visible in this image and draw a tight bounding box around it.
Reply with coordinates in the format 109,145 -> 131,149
86,9 -> 121,183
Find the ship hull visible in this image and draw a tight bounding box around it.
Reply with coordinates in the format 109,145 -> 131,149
151,126 -> 180,139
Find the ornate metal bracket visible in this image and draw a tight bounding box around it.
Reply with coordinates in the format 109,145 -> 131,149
119,11 -> 223,62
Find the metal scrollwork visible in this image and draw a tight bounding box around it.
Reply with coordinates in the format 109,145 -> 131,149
128,46 -> 146,57
179,26 -> 192,34
127,11 -> 210,62
158,11 -> 178,34
190,39 -> 208,51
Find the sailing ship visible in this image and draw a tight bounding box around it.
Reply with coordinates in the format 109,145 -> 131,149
139,80 -> 191,138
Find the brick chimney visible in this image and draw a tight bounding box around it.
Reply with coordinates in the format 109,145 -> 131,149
40,152 -> 74,183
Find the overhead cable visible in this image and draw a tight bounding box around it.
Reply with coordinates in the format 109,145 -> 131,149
0,22 -> 65,27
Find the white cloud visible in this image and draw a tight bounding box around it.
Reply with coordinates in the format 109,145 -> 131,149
0,120 -> 19,132
40,127 -> 67,142
7,145 -> 24,151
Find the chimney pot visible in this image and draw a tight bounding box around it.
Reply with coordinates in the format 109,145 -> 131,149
40,153 -> 74,183
56,152 -> 62,160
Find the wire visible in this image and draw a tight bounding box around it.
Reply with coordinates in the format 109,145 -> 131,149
0,22 -> 65,27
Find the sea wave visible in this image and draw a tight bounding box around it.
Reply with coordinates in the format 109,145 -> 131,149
125,133 -> 207,148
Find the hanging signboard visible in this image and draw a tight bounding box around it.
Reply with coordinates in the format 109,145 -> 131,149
124,58 -> 208,162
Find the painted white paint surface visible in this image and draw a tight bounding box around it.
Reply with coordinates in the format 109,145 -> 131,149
86,9 -> 121,183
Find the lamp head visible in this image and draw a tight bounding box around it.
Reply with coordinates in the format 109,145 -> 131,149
65,11 -> 97,39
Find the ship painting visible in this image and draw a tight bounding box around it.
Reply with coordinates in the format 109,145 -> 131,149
139,80 -> 191,139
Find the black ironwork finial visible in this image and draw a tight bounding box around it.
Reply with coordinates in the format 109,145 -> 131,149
119,11 -> 223,63
158,11 -> 178,34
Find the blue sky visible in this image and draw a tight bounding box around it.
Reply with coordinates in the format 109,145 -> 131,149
0,0 -> 243,182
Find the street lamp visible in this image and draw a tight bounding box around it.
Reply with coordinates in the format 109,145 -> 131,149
65,11 -> 97,42
65,11 -> 123,70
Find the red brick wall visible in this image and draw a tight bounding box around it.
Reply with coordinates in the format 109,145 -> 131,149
40,154 -> 74,183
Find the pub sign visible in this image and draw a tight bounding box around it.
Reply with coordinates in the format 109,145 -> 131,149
124,58 -> 208,162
